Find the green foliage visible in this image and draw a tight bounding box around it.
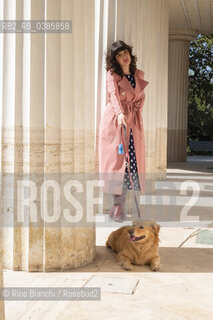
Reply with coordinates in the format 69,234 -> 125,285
187,34 -> 213,154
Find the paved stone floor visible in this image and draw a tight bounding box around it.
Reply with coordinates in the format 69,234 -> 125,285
3,156 -> 213,320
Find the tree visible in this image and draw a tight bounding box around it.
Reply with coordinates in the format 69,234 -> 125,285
187,34 -> 213,151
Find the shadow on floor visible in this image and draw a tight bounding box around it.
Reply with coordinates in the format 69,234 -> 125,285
167,157 -> 213,173
67,246 -> 213,273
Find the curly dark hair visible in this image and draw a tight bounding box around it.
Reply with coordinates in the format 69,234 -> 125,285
105,40 -> 137,77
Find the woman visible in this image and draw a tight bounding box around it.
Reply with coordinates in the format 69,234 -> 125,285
99,40 -> 149,221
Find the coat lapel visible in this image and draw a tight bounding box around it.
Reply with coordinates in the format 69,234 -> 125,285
117,75 -> 134,93
135,69 -> 149,96
117,69 -> 149,97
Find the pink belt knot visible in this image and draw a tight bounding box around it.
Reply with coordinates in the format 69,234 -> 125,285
122,99 -> 142,130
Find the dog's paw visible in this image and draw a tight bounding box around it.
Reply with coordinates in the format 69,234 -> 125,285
150,263 -> 161,272
106,240 -> 111,248
123,263 -> 133,271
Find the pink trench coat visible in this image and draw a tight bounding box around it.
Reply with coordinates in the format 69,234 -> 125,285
99,69 -> 149,195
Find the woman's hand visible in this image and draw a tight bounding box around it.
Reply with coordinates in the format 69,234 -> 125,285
117,112 -> 127,128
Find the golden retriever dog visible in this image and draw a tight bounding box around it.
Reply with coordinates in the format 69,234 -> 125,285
106,219 -> 161,271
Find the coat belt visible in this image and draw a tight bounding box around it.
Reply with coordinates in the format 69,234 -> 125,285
122,100 -> 142,130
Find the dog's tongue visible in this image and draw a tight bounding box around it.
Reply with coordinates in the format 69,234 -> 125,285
128,236 -> 135,242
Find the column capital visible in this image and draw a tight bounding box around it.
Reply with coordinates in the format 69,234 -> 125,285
169,30 -> 197,42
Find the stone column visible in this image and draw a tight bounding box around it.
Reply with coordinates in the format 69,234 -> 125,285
117,0 -> 169,182
1,0 -> 95,272
167,30 -> 197,162
0,0 -> 5,316
95,0 -> 119,214
0,232 -> 5,320
0,268 -> 5,320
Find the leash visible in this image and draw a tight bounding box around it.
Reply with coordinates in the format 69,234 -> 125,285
120,125 -> 142,219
